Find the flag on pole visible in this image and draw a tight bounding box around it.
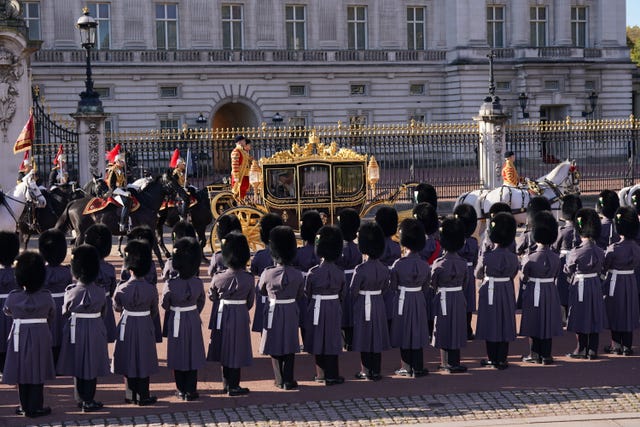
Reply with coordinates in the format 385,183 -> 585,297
186,148 -> 193,176
13,109 -> 35,154
18,150 -> 30,172
53,144 -> 64,165
169,149 -> 180,168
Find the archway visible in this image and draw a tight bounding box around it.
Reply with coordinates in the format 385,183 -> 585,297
212,101 -> 260,129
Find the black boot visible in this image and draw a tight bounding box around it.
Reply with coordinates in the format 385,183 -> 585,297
120,197 -> 131,233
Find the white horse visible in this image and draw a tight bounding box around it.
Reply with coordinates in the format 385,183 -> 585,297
455,160 -> 580,225
618,184 -> 640,209
0,172 -> 47,231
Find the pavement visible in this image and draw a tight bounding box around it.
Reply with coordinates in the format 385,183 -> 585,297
2,195 -> 639,427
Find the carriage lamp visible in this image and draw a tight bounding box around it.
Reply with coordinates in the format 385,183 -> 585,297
367,156 -> 380,196
249,160 -> 262,201
75,7 -> 103,113
518,92 -> 529,119
581,91 -> 598,118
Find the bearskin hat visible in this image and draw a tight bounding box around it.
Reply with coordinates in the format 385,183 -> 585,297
171,220 -> 196,244
532,211 -> 558,245
171,237 -> 202,279
83,223 -> 112,259
0,231 -> 19,267
222,231 -> 250,269
413,182 -> 438,210
399,218 -> 426,252
527,196 -> 551,222
614,206 -> 640,239
453,203 -> 478,238
38,228 -> 67,267
489,202 -> 512,217
71,244 -> 100,284
374,206 -> 399,238
598,189 -> 620,220
300,210 -> 323,244
259,213 -> 283,245
439,216 -> 465,253
561,194 -> 583,221
337,208 -> 361,241
489,212 -> 517,247
216,213 -> 243,242
127,225 -> 156,245
315,225 -> 343,262
575,208 -> 602,239
631,189 -> 640,216
357,222 -> 385,259
124,239 -> 152,278
269,226 -> 297,265
412,202 -> 439,235
15,251 -> 46,293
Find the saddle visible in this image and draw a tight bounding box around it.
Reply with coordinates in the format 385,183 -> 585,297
159,195 -> 198,211
82,196 -> 140,215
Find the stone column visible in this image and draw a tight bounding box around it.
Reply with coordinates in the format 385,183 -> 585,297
72,113 -> 108,184
554,0 -> 572,46
511,0 -> 529,47
0,1 -> 40,191
474,96 -> 509,189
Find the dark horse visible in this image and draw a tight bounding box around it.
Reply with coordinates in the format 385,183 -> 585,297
156,185 -> 213,258
18,184 -> 84,249
55,175 -> 173,265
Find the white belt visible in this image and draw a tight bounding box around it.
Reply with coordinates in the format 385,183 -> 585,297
302,272 -> 310,278
51,292 -> 65,298
397,286 -> 422,316
358,290 -> 382,321
484,277 -> 510,306
267,298 -> 296,329
528,277 -> 555,307
261,295 -> 267,304
105,291 -> 111,297
608,269 -> 635,297
466,262 -> 473,267
0,293 -> 9,299
344,269 -> 355,275
312,294 -> 339,325
119,310 -> 150,341
70,312 -> 101,344
438,286 -> 463,316
560,249 -> 571,255
575,273 -> 598,302
13,318 -> 47,351
170,305 -> 197,338
216,299 -> 245,330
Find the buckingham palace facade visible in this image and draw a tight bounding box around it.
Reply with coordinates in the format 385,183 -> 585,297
27,0 -> 633,132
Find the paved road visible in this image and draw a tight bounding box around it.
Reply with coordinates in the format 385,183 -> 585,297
2,215 -> 639,426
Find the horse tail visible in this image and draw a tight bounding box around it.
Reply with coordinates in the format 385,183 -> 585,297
54,201 -> 72,233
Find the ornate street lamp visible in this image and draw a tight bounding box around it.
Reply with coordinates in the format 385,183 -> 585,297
272,112 -> 283,128
518,92 -> 529,119
76,7 -> 102,113
581,91 -> 598,118
196,112 -> 208,127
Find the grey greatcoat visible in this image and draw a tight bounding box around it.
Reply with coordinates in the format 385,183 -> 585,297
161,277 -> 206,371
259,265 -> 305,356
602,238 -> 640,332
350,259 -> 391,353
0,267 -> 18,354
112,278 -> 160,378
44,264 -> 73,348
207,268 -> 255,368
2,289 -> 56,385
251,248 -> 275,333
430,251 -> 468,350
95,260 -> 117,342
57,282 -> 111,379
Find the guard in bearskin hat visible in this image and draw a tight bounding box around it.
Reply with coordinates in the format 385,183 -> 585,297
453,203 -> 479,340
596,189 -> 621,249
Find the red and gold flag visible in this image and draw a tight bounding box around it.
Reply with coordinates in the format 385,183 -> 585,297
13,110 -> 35,154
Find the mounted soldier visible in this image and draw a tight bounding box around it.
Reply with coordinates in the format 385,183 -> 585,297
48,144 -> 69,189
16,151 -> 34,184
105,144 -> 131,232
168,149 -> 191,220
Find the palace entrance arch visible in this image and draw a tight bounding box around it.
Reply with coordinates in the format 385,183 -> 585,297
212,101 -> 260,129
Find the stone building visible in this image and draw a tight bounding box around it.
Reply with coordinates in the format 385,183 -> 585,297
27,0 -> 632,132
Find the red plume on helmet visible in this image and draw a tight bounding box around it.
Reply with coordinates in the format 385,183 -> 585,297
106,144 -> 121,164
169,149 -> 180,168
53,144 -> 64,165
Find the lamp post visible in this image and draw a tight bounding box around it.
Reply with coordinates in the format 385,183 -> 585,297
272,112 -> 283,128
581,91 -> 598,118
196,112 -> 207,127
76,7 -> 102,113
518,92 -> 529,119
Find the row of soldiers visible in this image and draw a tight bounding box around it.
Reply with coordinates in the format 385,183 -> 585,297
2,183 -> 639,418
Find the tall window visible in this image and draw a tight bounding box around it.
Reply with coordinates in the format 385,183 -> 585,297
286,5 -> 306,50
88,3 -> 110,49
156,4 -> 178,50
23,2 -> 41,40
530,6 -> 547,47
347,6 -> 367,50
407,7 -> 425,50
571,6 -> 588,47
487,5 -> 505,48
222,4 -> 243,49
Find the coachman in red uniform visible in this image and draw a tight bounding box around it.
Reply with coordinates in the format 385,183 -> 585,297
230,135 -> 252,199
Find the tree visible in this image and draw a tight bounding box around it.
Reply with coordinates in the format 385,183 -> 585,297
628,26 -> 640,66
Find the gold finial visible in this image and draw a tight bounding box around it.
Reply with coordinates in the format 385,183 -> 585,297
82,6 -> 89,14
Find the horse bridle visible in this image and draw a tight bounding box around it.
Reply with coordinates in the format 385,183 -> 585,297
1,181 -> 41,225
